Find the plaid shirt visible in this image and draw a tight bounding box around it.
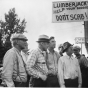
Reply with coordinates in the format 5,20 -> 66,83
26,48 -> 48,78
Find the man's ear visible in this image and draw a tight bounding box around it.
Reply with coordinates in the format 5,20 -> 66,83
16,40 -> 19,45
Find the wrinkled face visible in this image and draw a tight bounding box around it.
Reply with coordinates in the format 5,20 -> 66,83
22,43 -> 28,53
41,42 -> 49,51
49,38 -> 56,49
73,49 -> 80,55
18,39 -> 28,50
67,46 -> 73,55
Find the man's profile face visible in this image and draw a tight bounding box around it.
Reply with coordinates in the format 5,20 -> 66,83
73,49 -> 79,55
18,39 -> 28,50
49,38 -> 56,48
41,42 -> 49,51
67,46 -> 73,55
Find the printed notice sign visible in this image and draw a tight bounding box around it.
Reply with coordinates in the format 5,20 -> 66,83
52,1 -> 88,22
75,37 -> 85,44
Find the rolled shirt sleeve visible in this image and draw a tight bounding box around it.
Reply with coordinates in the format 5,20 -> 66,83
58,57 -> 65,87
26,50 -> 43,78
2,50 -> 16,87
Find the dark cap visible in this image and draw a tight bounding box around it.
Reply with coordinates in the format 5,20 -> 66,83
37,35 -> 49,43
63,42 -> 73,52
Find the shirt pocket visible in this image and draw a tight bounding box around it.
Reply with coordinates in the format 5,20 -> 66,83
37,56 -> 46,64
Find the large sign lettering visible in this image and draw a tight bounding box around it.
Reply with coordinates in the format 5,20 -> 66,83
52,1 -> 88,22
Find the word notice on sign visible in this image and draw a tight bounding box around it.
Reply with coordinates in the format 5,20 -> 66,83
52,1 -> 88,22
75,37 -> 85,44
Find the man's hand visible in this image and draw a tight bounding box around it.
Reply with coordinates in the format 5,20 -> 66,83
39,74 -> 47,81
78,84 -> 82,88
48,70 -> 56,75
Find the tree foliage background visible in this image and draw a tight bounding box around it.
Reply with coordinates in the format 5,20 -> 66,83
0,8 -> 27,64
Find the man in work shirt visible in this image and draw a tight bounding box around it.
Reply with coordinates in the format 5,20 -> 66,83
26,35 -> 49,87
58,42 -> 82,88
46,36 -> 60,87
1,33 -> 28,87
73,46 -> 88,87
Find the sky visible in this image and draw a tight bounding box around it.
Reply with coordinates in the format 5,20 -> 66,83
0,0 -> 87,56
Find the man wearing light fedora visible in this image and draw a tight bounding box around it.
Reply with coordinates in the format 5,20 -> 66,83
26,34 -> 49,87
1,33 -> 28,87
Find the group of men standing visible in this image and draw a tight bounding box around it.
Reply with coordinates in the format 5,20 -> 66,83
1,33 -> 88,87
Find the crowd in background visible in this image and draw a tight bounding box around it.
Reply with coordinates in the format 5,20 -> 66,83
0,33 -> 88,88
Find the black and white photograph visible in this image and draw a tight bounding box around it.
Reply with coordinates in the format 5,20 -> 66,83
0,0 -> 88,87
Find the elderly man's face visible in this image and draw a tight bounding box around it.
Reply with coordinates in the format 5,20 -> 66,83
22,43 -> 28,53
40,42 -> 49,51
73,49 -> 80,55
18,39 -> 28,50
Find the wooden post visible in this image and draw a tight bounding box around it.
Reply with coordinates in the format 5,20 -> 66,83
81,43 -> 82,55
84,21 -> 88,53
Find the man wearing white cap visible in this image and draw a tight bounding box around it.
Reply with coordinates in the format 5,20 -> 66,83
26,34 -> 49,87
73,46 -> 88,87
1,33 -> 28,87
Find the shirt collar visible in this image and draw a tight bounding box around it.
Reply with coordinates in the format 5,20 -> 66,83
66,54 -> 73,60
47,49 -> 55,54
38,47 -> 45,55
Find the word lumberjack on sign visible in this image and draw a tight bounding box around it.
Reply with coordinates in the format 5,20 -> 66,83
52,1 -> 88,22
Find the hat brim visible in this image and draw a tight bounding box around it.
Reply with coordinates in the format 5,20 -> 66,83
13,38 -> 28,41
36,38 -> 49,43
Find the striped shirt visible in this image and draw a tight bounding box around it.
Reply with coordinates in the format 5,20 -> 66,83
47,50 -> 60,75
2,47 -> 27,87
26,48 -> 48,78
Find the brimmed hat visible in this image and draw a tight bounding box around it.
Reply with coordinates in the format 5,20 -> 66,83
63,42 -> 73,52
10,33 -> 28,41
37,35 -> 49,43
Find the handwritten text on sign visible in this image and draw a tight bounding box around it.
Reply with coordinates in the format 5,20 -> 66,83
52,1 -> 88,22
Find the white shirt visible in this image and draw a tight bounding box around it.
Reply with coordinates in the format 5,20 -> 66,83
58,54 -> 82,87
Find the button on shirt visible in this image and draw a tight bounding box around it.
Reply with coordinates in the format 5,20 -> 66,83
58,55 -> 82,87
2,47 -> 27,87
26,48 -> 48,78
47,50 -> 60,75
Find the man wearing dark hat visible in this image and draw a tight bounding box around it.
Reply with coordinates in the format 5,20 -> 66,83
1,33 -> 28,87
26,35 -> 49,87
73,46 -> 88,87
58,42 -> 82,88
